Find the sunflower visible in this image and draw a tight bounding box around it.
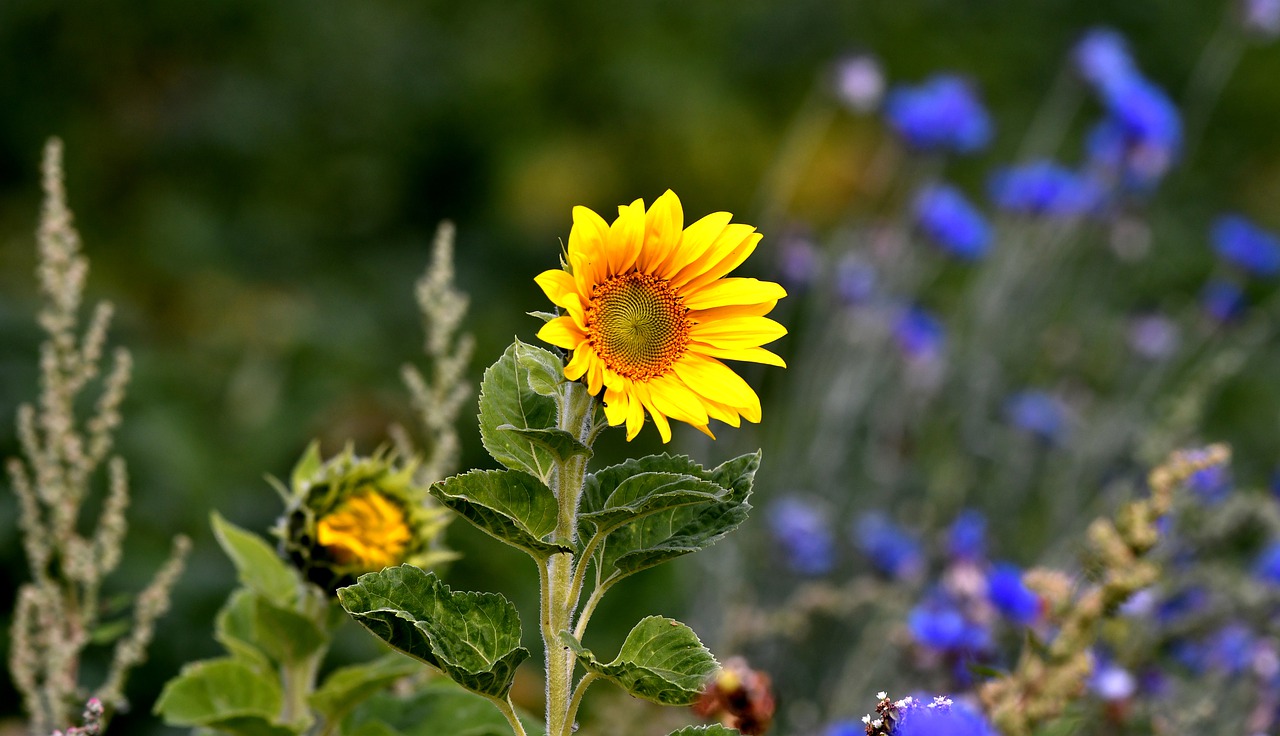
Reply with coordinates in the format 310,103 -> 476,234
535,190 -> 786,442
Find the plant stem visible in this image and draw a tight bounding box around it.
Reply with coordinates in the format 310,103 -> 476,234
491,695 -> 530,736
544,381 -> 594,736
563,672 -> 600,736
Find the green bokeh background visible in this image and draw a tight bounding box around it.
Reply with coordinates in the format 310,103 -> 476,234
2,1 -> 1280,733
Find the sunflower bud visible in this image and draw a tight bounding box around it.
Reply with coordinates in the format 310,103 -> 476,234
274,442 -> 454,591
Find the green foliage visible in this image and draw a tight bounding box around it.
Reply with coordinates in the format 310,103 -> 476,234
344,681 -> 544,736
212,513 -> 300,608
664,728 -> 741,736
308,655 -> 421,726
560,617 -> 718,706
478,342 -> 561,485
513,339 -> 568,398
337,565 -> 530,699
154,659 -> 294,736
430,469 -> 571,559
252,597 -> 328,665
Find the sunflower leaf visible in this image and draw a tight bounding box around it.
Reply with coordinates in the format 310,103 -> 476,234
211,512 -> 299,608
497,425 -> 592,464
337,565 -> 530,699
309,654 -> 421,725
478,342 -> 560,484
253,595 -> 328,664
344,680 -> 545,736
578,466 -> 726,538
526,310 -> 559,324
664,728 -> 741,736
513,338 -> 567,397
559,617 -> 718,706
154,658 -> 295,736
586,453 -> 757,582
430,469 -> 571,559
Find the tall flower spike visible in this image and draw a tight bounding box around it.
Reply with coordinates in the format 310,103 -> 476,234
536,191 -> 787,442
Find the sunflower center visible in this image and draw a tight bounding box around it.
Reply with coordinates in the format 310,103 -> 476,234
585,271 -> 690,381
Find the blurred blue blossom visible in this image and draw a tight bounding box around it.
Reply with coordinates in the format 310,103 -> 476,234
895,699 -> 999,736
1244,0 -> 1280,37
1252,541 -> 1280,585
1073,28 -> 1138,93
836,253 -> 877,306
1203,623 -> 1257,674
1211,214 -> 1280,277
854,512 -> 924,580
894,306 -> 946,363
1200,279 -> 1247,323
987,161 -> 1102,217
767,496 -> 836,575
913,185 -> 991,260
1188,465 -> 1232,504
884,75 -> 992,154
1097,78 -> 1182,183
1156,586 -> 1210,626
1089,656 -> 1137,702
946,510 -> 987,563
908,591 -> 991,654
1127,313 -> 1180,360
822,720 -> 863,736
834,54 -> 885,113
777,231 -> 822,288
986,563 -> 1040,625
1003,390 -> 1068,443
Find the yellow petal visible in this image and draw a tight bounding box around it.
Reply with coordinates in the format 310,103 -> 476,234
625,381 -> 646,440
603,385 -> 629,427
702,397 -> 742,428
678,232 -> 763,292
609,199 -> 645,276
534,269 -> 580,309
647,375 -> 710,426
688,343 -> 787,368
681,278 -> 787,310
638,190 -> 684,272
586,358 -> 605,396
691,301 -> 779,322
565,346 -> 594,381
537,317 -> 586,350
689,316 -> 788,347
670,224 -> 757,289
672,354 -> 761,420
656,211 -> 733,279
568,205 -> 610,294
632,384 -> 673,444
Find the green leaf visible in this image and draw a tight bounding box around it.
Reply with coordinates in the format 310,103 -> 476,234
290,440 -> 323,492
253,596 -> 328,664
526,310 -> 559,324
155,658 -> 294,736
211,512 -> 298,608
496,426 -> 592,463
513,338 -> 566,397
309,655 -> 421,725
588,453 -> 758,582
665,727 -> 740,736
477,342 -> 559,484
213,589 -> 271,671
346,681 -> 544,736
579,469 -> 726,534
337,565 -> 530,698
430,469 -> 571,559
561,617 -> 718,706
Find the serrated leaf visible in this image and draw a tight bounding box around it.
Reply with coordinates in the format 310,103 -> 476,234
337,565 -> 529,698
478,342 -> 560,484
589,453 -> 758,582
310,654 -> 421,725
154,658 -> 293,736
513,338 -> 566,397
497,426 -> 592,463
254,596 -> 328,664
211,513 -> 299,608
430,469 -> 571,559
579,470 -> 726,534
666,727 -> 741,736
345,681 -> 544,736
561,617 -> 718,706
214,589 -> 272,671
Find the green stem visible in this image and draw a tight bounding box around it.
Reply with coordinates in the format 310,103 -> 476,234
279,652 -> 322,727
562,672 -> 600,736
572,577 -> 614,642
544,381 -> 594,736
490,695 -> 530,736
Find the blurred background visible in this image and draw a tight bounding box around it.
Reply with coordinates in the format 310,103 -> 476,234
3,1 -> 1280,734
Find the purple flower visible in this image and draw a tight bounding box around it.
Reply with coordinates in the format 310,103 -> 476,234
767,496 -> 836,576
854,512 -> 924,580
1253,541 -> 1280,585
1003,390 -> 1068,443
1211,215 -> 1280,277
1156,586 -> 1210,626
914,185 -> 991,260
1073,28 -> 1139,93
835,253 -> 877,305
1243,0 -> 1280,37
1204,623 -> 1257,674
1127,313 -> 1180,360
986,563 -> 1041,625
1098,78 -> 1182,180
908,593 -> 991,653
1201,279 -> 1247,323
894,306 -> 946,363
777,231 -> 822,288
833,55 -> 885,113
885,75 -> 993,154
896,699 -> 999,736
946,510 -> 987,563
1090,658 -> 1137,702
1188,465 -> 1232,504
987,161 -> 1103,217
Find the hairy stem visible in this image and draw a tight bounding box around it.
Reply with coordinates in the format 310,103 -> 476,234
563,672 -> 600,736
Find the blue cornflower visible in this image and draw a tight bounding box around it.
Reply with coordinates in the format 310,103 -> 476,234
1003,390 -> 1068,443
1156,586 -> 1209,626
913,185 -> 991,260
987,161 -> 1103,217
1211,215 -> 1280,277
1101,78 -> 1181,169
1204,624 -> 1257,675
896,700 -> 999,736
835,253 -> 877,306
894,306 -> 946,363
1253,541 -> 1280,585
946,510 -> 987,563
1089,656 -> 1137,702
1073,28 -> 1139,93
908,593 -> 991,653
885,75 -> 993,154
986,563 -> 1041,625
1188,465 -> 1232,504
767,496 -> 836,576
854,512 -> 924,580
1200,279 -> 1247,323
